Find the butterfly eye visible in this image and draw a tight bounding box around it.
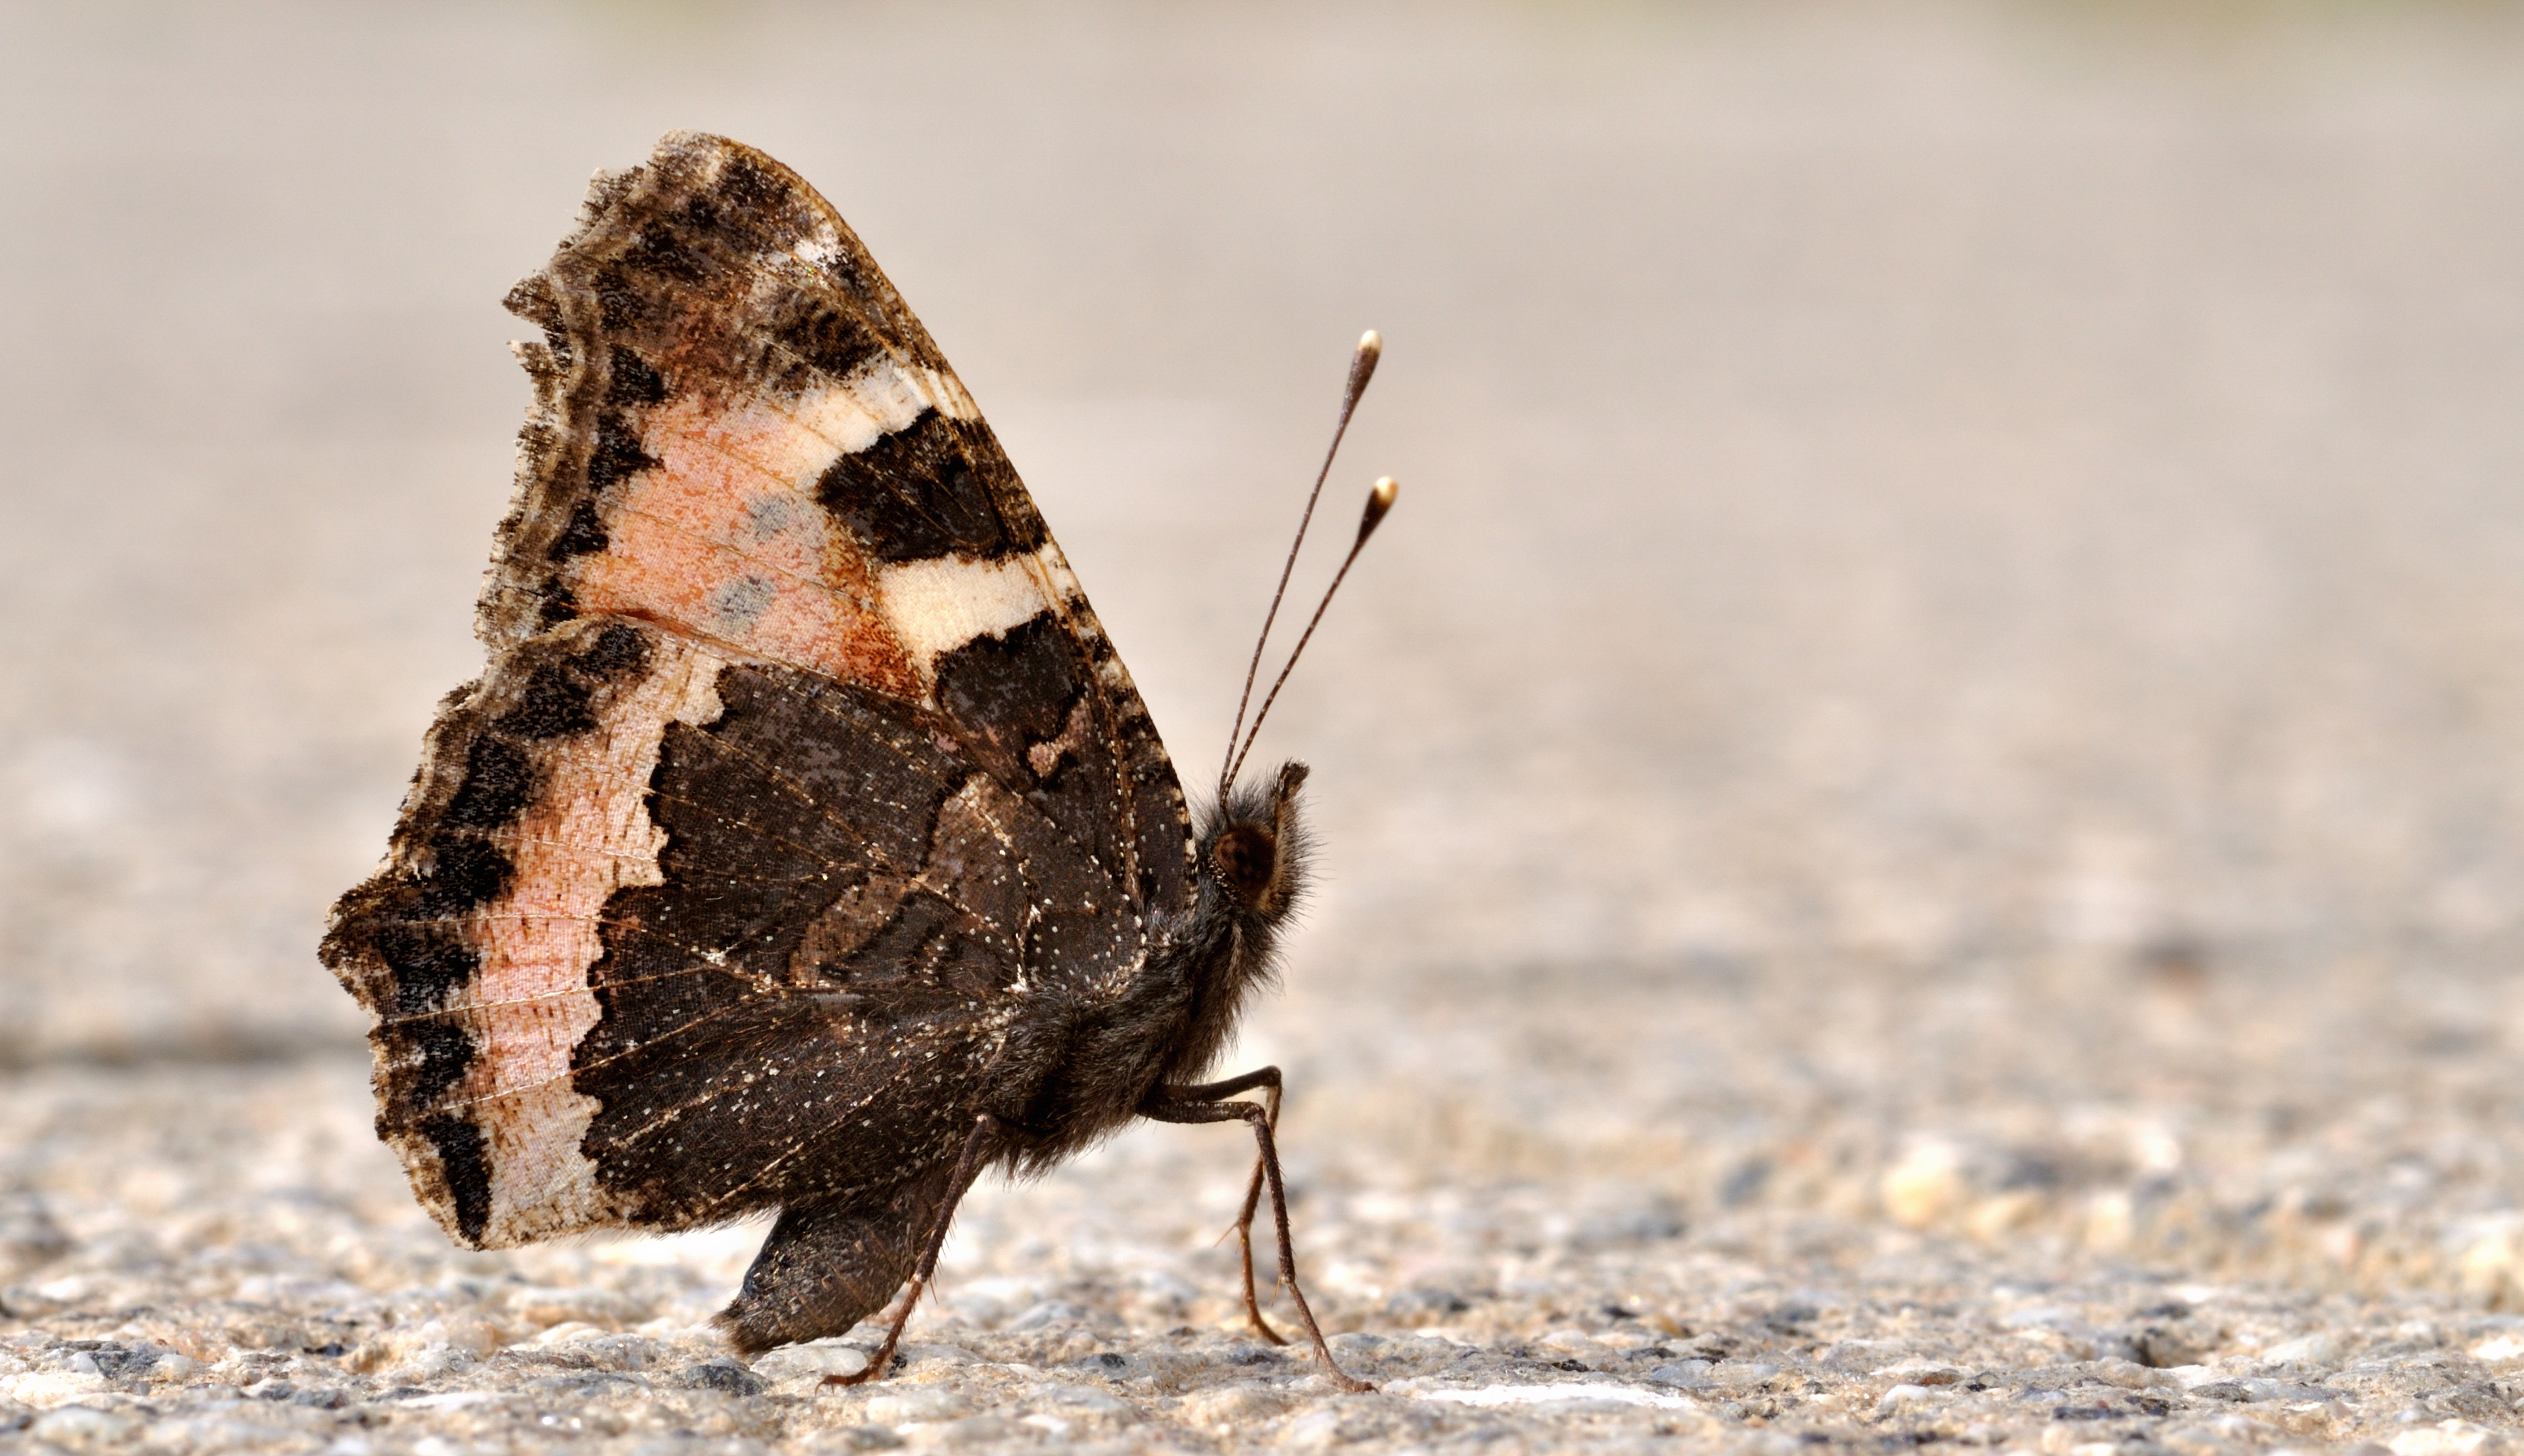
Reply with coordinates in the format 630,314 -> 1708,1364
1211,824 -> 1278,908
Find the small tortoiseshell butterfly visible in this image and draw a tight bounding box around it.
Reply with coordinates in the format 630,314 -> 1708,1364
321,132 -> 1394,1389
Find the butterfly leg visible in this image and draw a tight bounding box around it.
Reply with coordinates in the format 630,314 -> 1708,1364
1164,1066 -> 1289,1345
1142,1085 -> 1371,1393
823,1113 -> 999,1387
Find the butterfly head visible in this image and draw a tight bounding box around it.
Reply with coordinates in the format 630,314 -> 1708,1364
1202,759 -> 1310,923
1198,333 -> 1392,936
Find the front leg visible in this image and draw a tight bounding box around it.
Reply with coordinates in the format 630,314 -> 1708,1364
1142,1077 -> 1371,1393
1165,1067 -> 1287,1345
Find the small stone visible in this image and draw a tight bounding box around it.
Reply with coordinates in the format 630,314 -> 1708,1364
940,1277 -> 1042,1328
506,1285 -> 637,1329
1820,1339 -> 1904,1372
1883,1358 -> 1966,1386
1181,1382 -> 1293,1427
2262,1332 -> 2344,1367
1386,1288 -> 1473,1320
1879,1383 -> 1941,1412
1003,1301 -> 1091,1332
2089,1358 -> 2172,1390
2471,1334 -> 2524,1364
865,1384 -> 973,1425
1130,1269 -> 1201,1305
805,1428 -> 904,1451
2391,1423 -> 2508,1456
2002,1305 -> 2084,1332
1647,1360 -> 1712,1387
753,1340 -> 869,1380
903,1414 -> 1026,1448
382,1343 -> 472,1382
1883,1141 -> 1969,1228
28,1404 -> 139,1448
2137,1326 -> 2213,1368
435,1317 -> 505,1357
0,1369 -> 111,1406
673,1358 -> 766,1396
150,1352 -> 202,1381
149,1412 -> 302,1451
1030,1382 -> 1132,1423
1278,1407 -> 1347,1448
1969,1189 -> 2049,1240
580,1335 -> 663,1371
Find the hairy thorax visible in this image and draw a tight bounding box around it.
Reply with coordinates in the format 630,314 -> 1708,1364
997,761 -> 1310,1168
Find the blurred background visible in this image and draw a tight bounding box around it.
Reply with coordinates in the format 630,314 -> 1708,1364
7,1 -> 2524,1299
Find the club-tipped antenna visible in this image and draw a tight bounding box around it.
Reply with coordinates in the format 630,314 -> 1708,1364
1221,474 -> 1399,796
1217,330 -> 1384,802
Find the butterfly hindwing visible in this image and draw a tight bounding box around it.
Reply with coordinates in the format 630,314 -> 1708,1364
321,132 -> 1195,1252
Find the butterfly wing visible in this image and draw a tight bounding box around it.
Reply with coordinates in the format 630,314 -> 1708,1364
322,133 -> 1194,1251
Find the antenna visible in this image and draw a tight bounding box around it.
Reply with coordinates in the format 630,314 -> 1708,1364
1218,330 -> 1384,802
1220,475 -> 1398,796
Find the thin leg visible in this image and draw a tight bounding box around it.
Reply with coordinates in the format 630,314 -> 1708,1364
1170,1067 -> 1288,1345
1231,1082 -> 1286,1343
1167,1067 -> 1284,1102
1142,1087 -> 1371,1393
823,1113 -> 998,1387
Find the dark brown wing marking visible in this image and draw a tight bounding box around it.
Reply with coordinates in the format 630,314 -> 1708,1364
573,661 -> 1135,1225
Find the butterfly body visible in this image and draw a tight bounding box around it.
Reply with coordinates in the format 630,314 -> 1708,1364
320,133 -> 1362,1383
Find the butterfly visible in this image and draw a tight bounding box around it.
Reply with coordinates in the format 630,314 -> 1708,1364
320,132 -> 1393,1390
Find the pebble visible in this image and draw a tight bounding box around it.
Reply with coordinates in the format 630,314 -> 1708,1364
753,1340 -> 870,1380
863,1385 -> 974,1425
2391,1422 -> 2510,1456
2265,1332 -> 2348,1367
28,1404 -> 139,1446
1180,1381 -> 1297,1427
672,1357 -> 766,1395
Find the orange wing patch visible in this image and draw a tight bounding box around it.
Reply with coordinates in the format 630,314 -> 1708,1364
458,631 -> 731,1244
573,387 -> 921,698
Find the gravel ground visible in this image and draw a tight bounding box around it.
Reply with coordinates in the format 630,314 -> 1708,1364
8,3 -> 2524,1453
10,949 -> 2524,1454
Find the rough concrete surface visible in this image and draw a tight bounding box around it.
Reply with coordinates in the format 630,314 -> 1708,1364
8,2 -> 2524,1452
